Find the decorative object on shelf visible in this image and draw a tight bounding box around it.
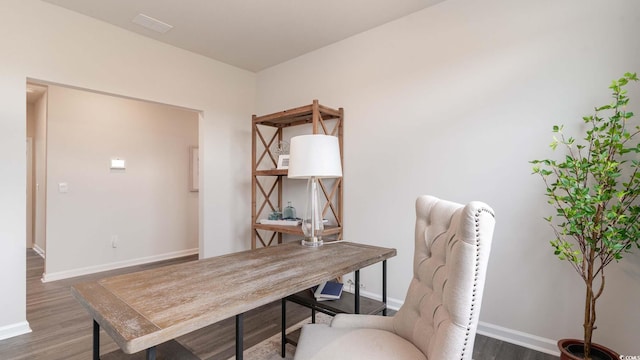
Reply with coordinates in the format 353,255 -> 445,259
276,154 -> 290,169
283,201 -> 297,220
531,73 -> 639,360
259,218 -> 301,226
272,140 -> 290,170
268,209 -> 283,220
313,281 -> 344,301
271,140 -> 290,157
288,135 -> 342,247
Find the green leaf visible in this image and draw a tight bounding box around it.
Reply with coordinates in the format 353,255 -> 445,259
531,72 -> 640,269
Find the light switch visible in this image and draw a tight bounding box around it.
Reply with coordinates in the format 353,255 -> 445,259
58,182 -> 69,193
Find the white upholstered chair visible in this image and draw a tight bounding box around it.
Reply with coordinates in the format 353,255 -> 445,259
293,195 -> 495,360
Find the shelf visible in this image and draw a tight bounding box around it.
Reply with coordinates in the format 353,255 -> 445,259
287,289 -> 387,316
254,169 -> 288,176
251,100 -> 343,249
285,328 -> 301,347
253,223 -> 341,236
253,103 -> 342,128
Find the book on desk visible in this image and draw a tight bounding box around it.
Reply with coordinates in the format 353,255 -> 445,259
313,281 -> 344,301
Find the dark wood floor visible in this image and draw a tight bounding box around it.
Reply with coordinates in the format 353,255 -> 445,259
1,250 -> 310,360
474,335 -> 558,360
0,249 -> 558,360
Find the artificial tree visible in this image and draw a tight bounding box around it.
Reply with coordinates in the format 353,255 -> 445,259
531,72 -> 640,359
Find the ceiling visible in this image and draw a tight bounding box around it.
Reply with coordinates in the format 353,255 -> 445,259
40,0 -> 443,72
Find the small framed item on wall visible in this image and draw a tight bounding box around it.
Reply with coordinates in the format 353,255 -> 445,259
277,154 -> 290,170
190,146 -> 199,192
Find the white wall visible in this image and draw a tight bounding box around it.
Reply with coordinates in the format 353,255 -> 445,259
42,85 -> 198,280
256,0 -> 640,355
0,0 -> 254,339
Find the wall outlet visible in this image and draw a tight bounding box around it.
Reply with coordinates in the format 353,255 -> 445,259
345,279 -> 365,292
111,235 -> 118,248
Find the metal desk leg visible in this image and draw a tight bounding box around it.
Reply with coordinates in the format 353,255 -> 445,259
355,270 -> 360,314
146,346 -> 156,360
281,299 -> 286,358
93,320 -> 100,360
236,313 -> 244,360
383,260 -> 388,316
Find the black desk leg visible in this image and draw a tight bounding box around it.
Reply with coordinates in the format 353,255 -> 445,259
93,320 -> 100,360
382,260 -> 388,316
281,299 -> 286,358
236,313 -> 244,360
146,346 -> 157,360
355,270 -> 360,314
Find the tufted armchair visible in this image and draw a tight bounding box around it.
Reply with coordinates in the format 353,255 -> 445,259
293,195 -> 495,360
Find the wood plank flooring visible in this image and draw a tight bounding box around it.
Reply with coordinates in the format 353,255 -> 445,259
473,334 -> 558,360
2,250 -> 310,360
0,249 -> 558,360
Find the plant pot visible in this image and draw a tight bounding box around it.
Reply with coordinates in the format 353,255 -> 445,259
558,339 -> 620,360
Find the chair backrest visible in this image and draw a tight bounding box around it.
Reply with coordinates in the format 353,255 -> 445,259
392,195 -> 495,360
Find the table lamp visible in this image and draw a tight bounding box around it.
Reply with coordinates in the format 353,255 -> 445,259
288,134 -> 342,247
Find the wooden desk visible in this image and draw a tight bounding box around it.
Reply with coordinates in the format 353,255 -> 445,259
71,241 -> 396,360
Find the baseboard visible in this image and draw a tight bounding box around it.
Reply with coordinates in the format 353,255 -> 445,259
348,289 -> 559,356
476,321 -> 560,356
41,248 -> 199,282
0,321 -> 32,341
32,244 -> 45,259
341,288 -> 404,312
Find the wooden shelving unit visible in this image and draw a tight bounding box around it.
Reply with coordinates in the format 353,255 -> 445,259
251,100 -> 344,249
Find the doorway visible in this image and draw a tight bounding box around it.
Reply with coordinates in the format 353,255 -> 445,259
26,83 -> 48,257
26,81 -> 200,281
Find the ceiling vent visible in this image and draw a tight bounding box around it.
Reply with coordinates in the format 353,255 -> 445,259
132,13 -> 173,34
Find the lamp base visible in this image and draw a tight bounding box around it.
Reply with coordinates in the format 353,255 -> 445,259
301,238 -> 323,247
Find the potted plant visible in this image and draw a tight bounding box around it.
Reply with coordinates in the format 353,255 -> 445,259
531,72 -> 640,360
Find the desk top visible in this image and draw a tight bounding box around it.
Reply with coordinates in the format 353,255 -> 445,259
71,241 -> 396,354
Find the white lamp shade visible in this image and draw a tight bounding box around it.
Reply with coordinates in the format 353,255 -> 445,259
288,135 -> 342,179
